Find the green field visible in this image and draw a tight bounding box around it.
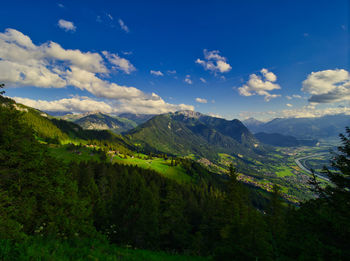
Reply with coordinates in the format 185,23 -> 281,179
112,155 -> 193,183
275,166 -> 294,177
48,145 -> 101,163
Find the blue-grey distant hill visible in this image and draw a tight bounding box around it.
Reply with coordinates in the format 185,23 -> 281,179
243,114 -> 350,141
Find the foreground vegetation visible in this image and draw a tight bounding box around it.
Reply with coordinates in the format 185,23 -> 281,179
1,90 -> 349,260
0,237 -> 210,261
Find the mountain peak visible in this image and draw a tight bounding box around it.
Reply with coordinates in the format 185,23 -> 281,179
174,110 -> 203,119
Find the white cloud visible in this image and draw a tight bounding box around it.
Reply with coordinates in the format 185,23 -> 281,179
286,103 -> 293,107
58,19 -> 76,32
302,69 -> 350,103
102,51 -> 135,74
0,28 -> 194,114
200,77 -> 206,83
58,3 -> 64,8
240,103 -> 350,121
195,97 -> 207,103
238,68 -> 281,101
12,96 -> 195,115
280,106 -> 350,118
150,70 -> 163,76
13,96 -> 115,113
118,19 -> 129,33
195,49 -> 231,74
287,94 -> 302,100
116,95 -> 194,114
185,75 -> 192,84
261,68 -> 277,82
208,113 -> 223,118
167,70 -> 176,74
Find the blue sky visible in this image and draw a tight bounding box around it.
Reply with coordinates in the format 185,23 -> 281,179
0,0 -> 348,120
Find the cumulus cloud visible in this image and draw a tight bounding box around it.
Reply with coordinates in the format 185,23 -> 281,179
118,19 -> 129,33
0,28 -> 194,114
238,68 -> 281,101
58,19 -> 76,32
185,75 -> 192,84
150,70 -> 163,76
302,69 -> 350,103
13,96 -> 115,113
261,68 -> 277,82
196,49 -> 231,74
195,98 -> 207,103
286,103 -> 293,107
102,51 -> 135,74
12,96 -> 194,115
116,94 -> 194,114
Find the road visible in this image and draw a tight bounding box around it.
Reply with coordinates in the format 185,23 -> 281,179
295,153 -> 330,181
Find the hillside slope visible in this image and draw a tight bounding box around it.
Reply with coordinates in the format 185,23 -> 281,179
126,111 -> 266,161
74,112 -> 137,134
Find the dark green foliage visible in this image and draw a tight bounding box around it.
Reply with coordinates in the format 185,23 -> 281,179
0,237 -> 210,261
0,104 -> 94,239
0,83 -> 5,96
66,160 -> 273,258
1,90 -> 349,260
280,128 -> 350,260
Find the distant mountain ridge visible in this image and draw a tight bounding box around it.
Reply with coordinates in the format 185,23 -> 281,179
118,113 -> 156,125
55,112 -> 154,134
242,117 -> 264,131
244,114 -> 350,140
255,132 -> 318,147
74,113 -> 137,134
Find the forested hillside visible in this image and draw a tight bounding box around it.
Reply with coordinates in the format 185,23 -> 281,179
1,90 -> 349,260
126,111 -> 266,162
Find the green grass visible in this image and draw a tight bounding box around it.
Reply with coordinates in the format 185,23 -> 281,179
0,237 -> 211,261
112,155 -> 192,183
48,145 -> 101,163
275,166 -> 294,177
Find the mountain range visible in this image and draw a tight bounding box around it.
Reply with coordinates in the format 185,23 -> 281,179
243,114 -> 350,141
58,112 -> 152,134
125,110 -> 266,161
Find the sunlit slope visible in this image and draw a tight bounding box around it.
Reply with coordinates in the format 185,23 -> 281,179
126,111 -> 267,161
